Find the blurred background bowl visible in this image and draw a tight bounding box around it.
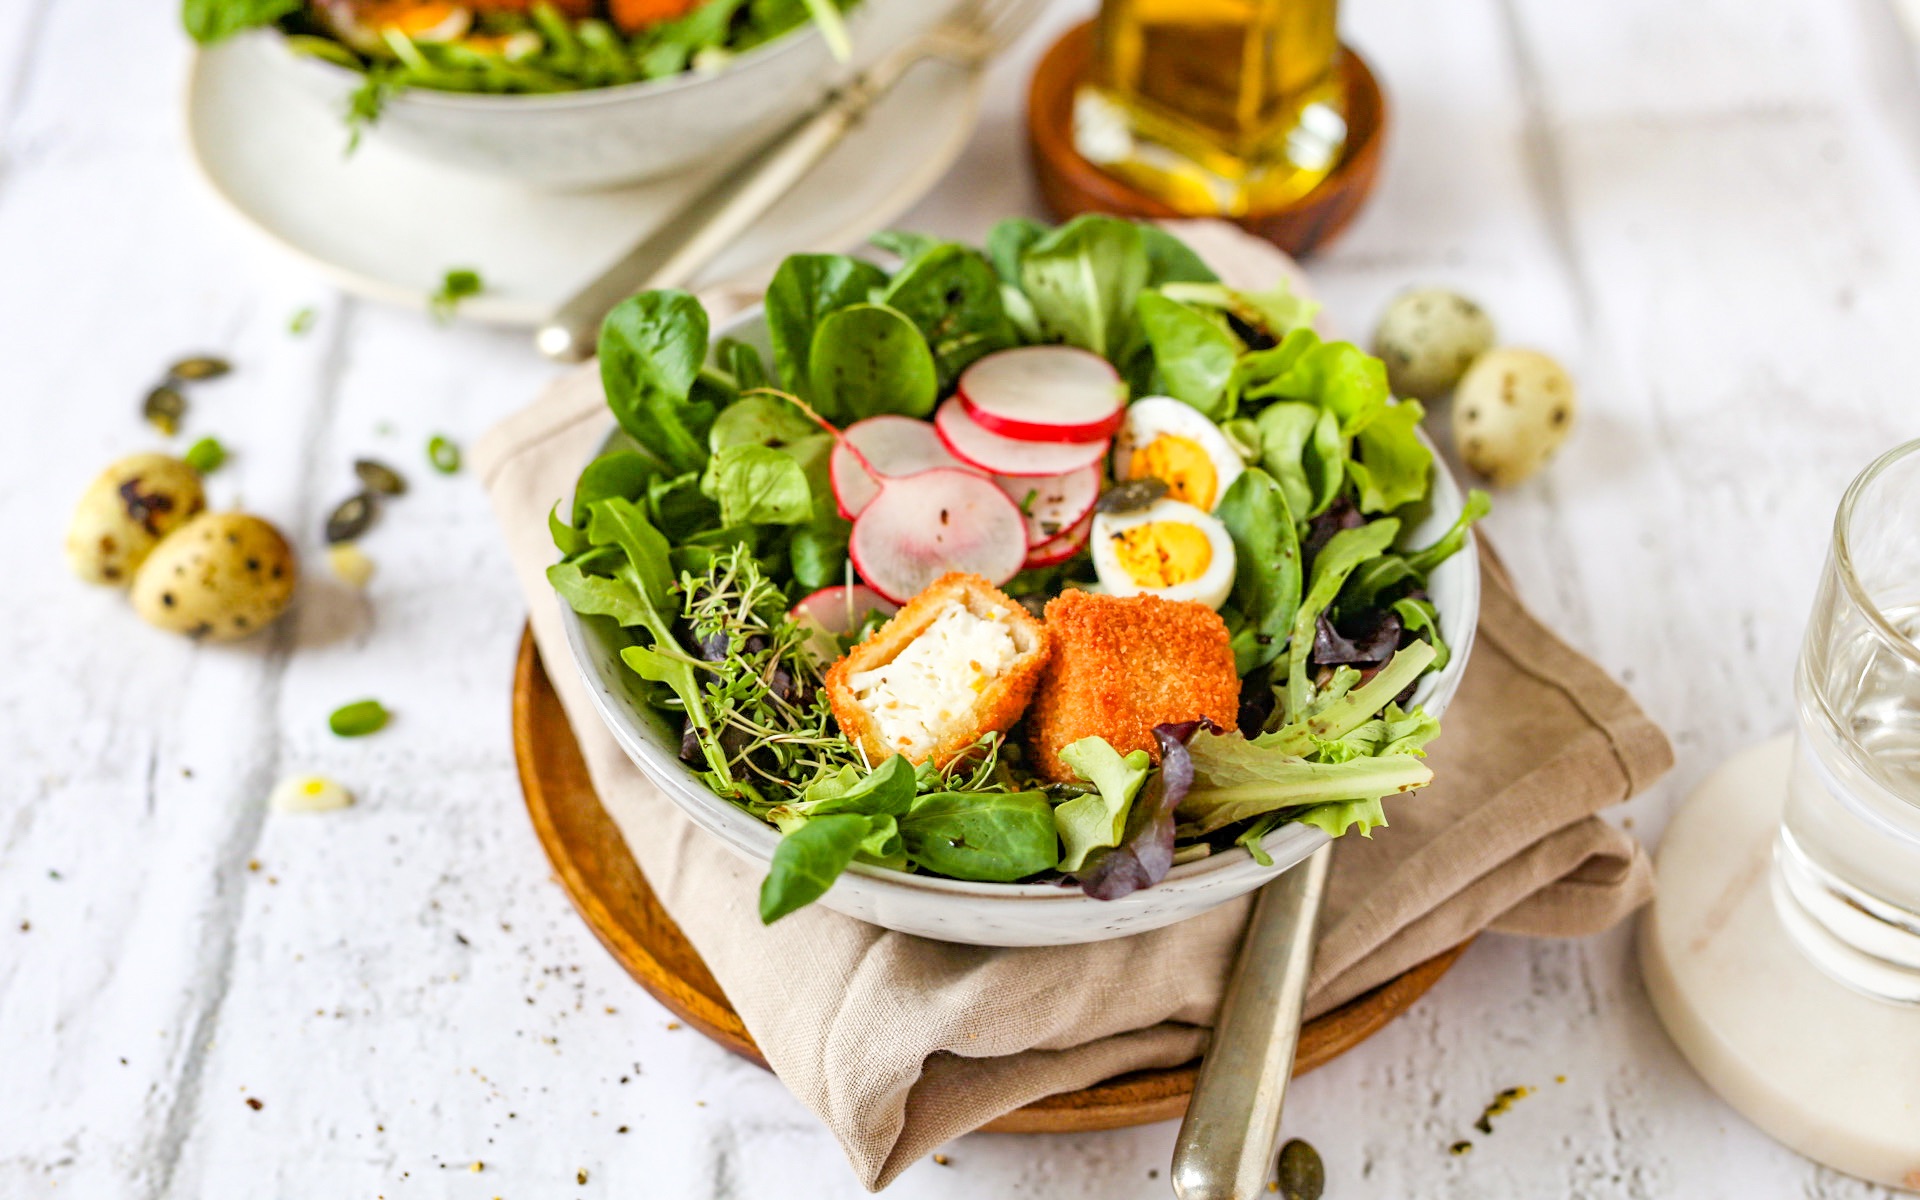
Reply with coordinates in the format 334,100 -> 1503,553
254,0 -> 939,191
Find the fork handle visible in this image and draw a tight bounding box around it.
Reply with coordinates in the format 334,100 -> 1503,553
1171,842 -> 1332,1200
535,76 -> 879,362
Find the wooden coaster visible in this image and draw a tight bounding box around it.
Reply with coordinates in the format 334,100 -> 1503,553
513,626 -> 1467,1134
1025,22 -> 1387,258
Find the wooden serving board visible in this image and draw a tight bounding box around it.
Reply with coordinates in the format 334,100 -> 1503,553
512,627 -> 1467,1134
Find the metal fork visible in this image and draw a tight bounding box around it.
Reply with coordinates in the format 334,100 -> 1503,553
534,0 -> 1048,362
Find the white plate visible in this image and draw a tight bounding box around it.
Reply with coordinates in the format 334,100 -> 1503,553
183,24 -> 986,327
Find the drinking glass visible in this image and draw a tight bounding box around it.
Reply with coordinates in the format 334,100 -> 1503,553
1772,437 -> 1920,1004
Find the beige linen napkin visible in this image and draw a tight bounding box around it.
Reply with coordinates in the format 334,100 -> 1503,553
475,229 -> 1670,1191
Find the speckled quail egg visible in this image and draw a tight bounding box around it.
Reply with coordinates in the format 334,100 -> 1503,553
1111,397 -> 1245,513
1090,498 -> 1237,611
65,453 -> 207,587
1372,288 -> 1497,401
130,512 -> 297,641
1451,348 -> 1578,487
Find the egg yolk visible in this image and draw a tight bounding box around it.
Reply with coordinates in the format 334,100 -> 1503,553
1128,435 -> 1219,510
1110,521 -> 1214,589
356,0 -> 467,37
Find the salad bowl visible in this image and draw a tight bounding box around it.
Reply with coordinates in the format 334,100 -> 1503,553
557,304 -> 1480,948
257,0 -> 952,190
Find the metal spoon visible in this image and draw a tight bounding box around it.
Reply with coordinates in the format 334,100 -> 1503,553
1170,841 -> 1333,1200
534,0 -> 1047,362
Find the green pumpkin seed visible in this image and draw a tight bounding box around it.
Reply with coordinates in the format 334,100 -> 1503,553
353,458 -> 408,496
184,436 -> 227,475
427,435 -> 461,475
1094,477 -> 1168,515
327,699 -> 389,738
143,385 -> 186,436
1277,1139 -> 1324,1200
167,355 -> 232,382
325,492 -> 376,544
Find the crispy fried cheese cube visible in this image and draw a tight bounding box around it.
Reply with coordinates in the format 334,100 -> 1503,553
825,574 -> 1050,768
1026,590 -> 1240,782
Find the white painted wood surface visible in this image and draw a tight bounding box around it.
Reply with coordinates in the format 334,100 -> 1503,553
0,0 -> 1912,1195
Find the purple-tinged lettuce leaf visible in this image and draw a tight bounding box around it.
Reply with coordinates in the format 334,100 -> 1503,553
1076,720 -> 1212,901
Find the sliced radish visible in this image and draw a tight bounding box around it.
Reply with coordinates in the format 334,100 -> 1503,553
829,415 -> 972,519
995,465 -> 1101,548
790,584 -> 898,635
958,346 -> 1126,443
1023,511 -> 1094,568
848,468 -> 1028,602
934,398 -> 1110,479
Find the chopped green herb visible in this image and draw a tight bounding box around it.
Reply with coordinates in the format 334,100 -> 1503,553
328,699 -> 390,738
183,436 -> 227,475
289,307 -> 317,336
428,268 -> 484,323
1020,489 -> 1038,515
427,435 -> 461,475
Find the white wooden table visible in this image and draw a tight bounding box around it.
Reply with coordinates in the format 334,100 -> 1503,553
3,0 -> 1914,1195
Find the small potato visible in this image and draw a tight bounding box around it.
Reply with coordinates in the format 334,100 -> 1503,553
1372,288 -> 1497,401
1451,348 -> 1578,487
131,512 -> 297,641
66,454 -> 207,587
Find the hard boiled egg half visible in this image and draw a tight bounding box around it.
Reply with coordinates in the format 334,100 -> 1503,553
1112,396 -> 1245,512
1090,499 -> 1237,611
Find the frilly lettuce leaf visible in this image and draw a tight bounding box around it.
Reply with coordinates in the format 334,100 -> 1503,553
1055,737 -> 1153,872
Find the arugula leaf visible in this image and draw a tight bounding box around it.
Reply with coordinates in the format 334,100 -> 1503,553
646,471 -> 721,541
1404,488 -> 1491,576
806,303 -> 938,423
1076,721 -> 1203,900
1136,291 -> 1240,420
900,791 -> 1059,882
1054,738 -> 1152,872
1140,226 -> 1220,286
1019,215 -> 1150,359
182,0 -> 301,43
764,254 -> 888,398
586,497 -> 677,615
880,243 -> 1018,388
1285,518 -> 1401,718
599,291 -> 714,475
549,503 -> 587,557
703,445 -> 813,526
1214,469 -> 1302,676
759,812 -> 891,923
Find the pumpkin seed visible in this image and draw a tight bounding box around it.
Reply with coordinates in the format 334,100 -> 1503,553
167,355 -> 232,382
353,458 -> 408,496
325,492 -> 376,544
143,385 -> 187,436
327,699 -> 389,738
1276,1139 -> 1324,1200
1094,477 -> 1168,514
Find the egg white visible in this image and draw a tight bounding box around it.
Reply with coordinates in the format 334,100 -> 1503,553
1112,396 -> 1246,513
1090,499 -> 1238,611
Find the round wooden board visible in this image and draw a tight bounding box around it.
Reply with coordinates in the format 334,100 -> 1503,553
513,626 -> 1468,1134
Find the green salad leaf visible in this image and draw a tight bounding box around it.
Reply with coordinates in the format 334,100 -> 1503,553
760,812 -> 895,923
900,791 -> 1060,882
1215,469 -> 1302,676
183,0 -> 301,43
1136,292 -> 1240,420
1285,519 -> 1401,718
600,291 -> 715,475
765,254 -> 888,398
807,303 -> 938,422
1054,737 -> 1152,872
703,444 -> 813,526
1019,215 -> 1150,360
880,242 -> 1019,388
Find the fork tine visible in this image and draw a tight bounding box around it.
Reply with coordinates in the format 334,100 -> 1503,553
972,0 -> 1050,55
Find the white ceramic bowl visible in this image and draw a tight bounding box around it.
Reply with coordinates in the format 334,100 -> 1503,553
255,0 -> 940,190
559,308 -> 1481,946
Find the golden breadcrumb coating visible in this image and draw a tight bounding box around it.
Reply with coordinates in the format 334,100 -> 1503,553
825,573 -> 1051,768
1026,590 -> 1240,782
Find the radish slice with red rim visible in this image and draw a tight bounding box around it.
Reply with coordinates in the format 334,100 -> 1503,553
791,584 -> 897,634
829,415 -> 972,519
958,346 -> 1126,444
934,398 -> 1110,478
848,468 -> 1028,602
995,465 -> 1101,548
1024,511 -> 1094,568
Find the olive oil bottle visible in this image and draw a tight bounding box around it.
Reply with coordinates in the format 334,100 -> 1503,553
1074,0 -> 1347,216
